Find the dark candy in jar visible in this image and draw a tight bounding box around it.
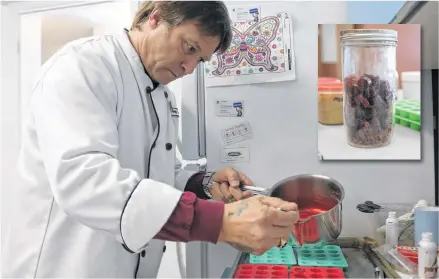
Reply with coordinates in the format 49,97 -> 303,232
343,74 -> 394,147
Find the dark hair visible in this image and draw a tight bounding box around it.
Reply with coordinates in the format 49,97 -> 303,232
131,1 -> 232,53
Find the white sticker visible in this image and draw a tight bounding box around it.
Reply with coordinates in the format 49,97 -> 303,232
215,100 -> 244,117
230,6 -> 261,22
221,122 -> 253,145
221,146 -> 250,163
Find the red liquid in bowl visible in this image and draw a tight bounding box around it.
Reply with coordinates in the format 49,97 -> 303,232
294,207 -> 328,245
300,208 -> 327,219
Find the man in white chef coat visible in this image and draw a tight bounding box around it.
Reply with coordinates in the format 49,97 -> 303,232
1,1 -> 299,278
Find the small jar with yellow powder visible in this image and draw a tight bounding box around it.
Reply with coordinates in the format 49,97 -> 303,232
318,82 -> 344,125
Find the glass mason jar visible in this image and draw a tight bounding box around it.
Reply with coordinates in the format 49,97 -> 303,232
340,29 -> 398,148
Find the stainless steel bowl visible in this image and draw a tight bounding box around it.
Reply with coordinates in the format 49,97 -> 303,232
241,174 -> 345,246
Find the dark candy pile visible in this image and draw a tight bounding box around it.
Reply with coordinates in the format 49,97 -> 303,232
343,74 -> 394,147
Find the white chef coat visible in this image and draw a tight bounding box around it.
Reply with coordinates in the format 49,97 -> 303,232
1,29 -> 198,278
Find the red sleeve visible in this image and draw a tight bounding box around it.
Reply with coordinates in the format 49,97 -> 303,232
154,192 -> 224,243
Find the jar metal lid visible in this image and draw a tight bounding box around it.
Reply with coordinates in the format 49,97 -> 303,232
340,29 -> 398,46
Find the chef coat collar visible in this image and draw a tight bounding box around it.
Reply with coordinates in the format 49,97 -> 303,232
117,28 -> 159,91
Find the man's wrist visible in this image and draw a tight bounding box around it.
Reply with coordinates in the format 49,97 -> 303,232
201,172 -> 215,199
217,203 -> 233,243
184,171 -> 210,199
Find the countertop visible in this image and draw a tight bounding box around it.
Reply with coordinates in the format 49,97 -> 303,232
318,124 -> 421,160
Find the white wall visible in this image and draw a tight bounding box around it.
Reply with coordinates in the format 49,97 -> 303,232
20,13 -> 42,132
320,24 -> 337,63
39,1 -> 135,31
20,13 -> 95,130
0,5 -> 21,251
1,4 -> 3,268
41,14 -> 94,63
20,1 -> 136,128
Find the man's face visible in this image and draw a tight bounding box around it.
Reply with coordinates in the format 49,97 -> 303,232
133,10 -> 220,84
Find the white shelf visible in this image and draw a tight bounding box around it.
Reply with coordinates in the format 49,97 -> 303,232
318,124 -> 421,160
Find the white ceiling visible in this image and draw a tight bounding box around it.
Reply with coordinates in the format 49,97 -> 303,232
0,1 -> 111,11
0,1 -> 21,5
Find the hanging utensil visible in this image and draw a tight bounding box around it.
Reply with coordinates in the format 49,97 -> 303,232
356,201 -> 384,213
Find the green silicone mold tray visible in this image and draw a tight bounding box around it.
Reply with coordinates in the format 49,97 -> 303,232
249,245 -> 297,266
296,245 -> 348,268
288,236 -> 327,248
394,100 -> 421,131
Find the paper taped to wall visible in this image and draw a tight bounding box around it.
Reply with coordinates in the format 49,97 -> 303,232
221,146 -> 250,163
215,100 -> 244,117
230,6 -> 261,22
204,3 -> 296,87
221,122 -> 253,145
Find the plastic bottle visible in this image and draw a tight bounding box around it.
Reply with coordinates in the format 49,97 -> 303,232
385,211 -> 399,246
418,232 -> 438,278
411,199 -> 429,215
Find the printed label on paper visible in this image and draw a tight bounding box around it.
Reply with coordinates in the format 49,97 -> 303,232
221,122 -> 253,145
221,146 -> 250,163
215,100 -> 244,117
230,6 -> 261,22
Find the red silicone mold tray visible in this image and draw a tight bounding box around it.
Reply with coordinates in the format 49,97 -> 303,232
397,246 -> 418,264
234,264 -> 288,279
290,266 -> 345,278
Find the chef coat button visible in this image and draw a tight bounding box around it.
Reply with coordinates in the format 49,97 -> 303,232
163,245 -> 166,253
146,86 -> 152,94
141,250 -> 146,257
165,143 -> 172,150
164,91 -> 168,98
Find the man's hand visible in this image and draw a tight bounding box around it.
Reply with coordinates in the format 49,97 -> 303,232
217,195 -> 299,255
209,167 -> 254,203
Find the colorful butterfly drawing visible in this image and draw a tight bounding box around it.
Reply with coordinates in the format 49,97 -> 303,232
212,16 -> 281,76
